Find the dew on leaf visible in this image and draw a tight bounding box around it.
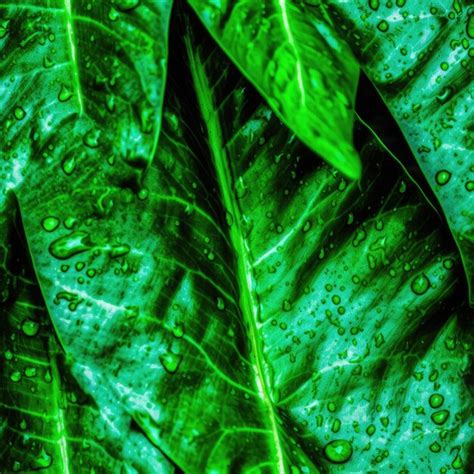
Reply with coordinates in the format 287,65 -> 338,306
465,181 -> 474,191
435,170 -> 451,185
411,273 -> 430,295
377,20 -> 389,32
323,439 -> 353,464
10,371 -> 21,382
21,319 -> 40,337
14,106 -> 25,121
114,0 -> 140,11
429,441 -> 441,453
429,393 -> 444,408
159,350 -> 182,374
41,216 -> 60,232
282,299 -> 292,311
431,409 -> 449,425
368,0 -> 380,11
217,297 -> 225,310
467,12 -> 474,39
49,231 -> 92,260
58,84 -> 73,102
61,154 -> 77,175
110,244 -> 131,258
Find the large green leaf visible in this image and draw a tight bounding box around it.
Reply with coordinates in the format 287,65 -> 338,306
13,11 -> 472,472
316,0 -> 474,305
188,0 -> 362,179
0,201 -> 172,473
0,0 -> 173,211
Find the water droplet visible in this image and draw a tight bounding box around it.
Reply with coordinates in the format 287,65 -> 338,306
172,322 -> 184,338
217,297 -> 225,311
49,231 -> 92,260
302,220 -> 311,233
429,441 -> 441,453
159,350 -> 182,374
114,0 -> 140,11
21,319 -> 40,337
61,154 -> 77,175
435,170 -> 451,185
431,409 -> 449,425
83,129 -> 101,148
41,216 -> 60,232
58,84 -> 73,102
34,448 -> 53,469
10,371 -> 21,382
377,20 -> 389,32
465,180 -> 474,192
324,439 -> 352,464
411,273 -> 430,295
467,13 -> 474,39
110,244 -> 130,258
369,0 -> 380,11
429,393 -> 444,408
282,299 -> 292,311
14,106 -> 25,121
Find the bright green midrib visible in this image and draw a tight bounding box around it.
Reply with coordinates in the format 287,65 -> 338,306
185,40 -> 287,473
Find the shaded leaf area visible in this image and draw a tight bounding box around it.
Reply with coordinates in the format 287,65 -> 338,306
15,8 -> 473,473
0,200 -> 173,473
188,0 -> 361,179
0,0 -> 172,211
320,0 -> 474,304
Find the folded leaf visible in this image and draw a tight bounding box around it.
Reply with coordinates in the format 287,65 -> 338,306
0,0 -> 173,211
188,0 -> 362,179
319,0 -> 474,304
15,13 -> 472,472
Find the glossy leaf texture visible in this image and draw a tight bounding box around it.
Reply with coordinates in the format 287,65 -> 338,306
13,10 -> 473,472
319,0 -> 474,305
0,0 -> 173,211
0,201 -> 172,473
188,0 -> 362,179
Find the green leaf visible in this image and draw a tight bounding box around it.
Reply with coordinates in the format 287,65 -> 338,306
14,13 -> 472,472
318,0 -> 474,304
188,0 -> 362,179
0,202 -> 172,473
0,0 -> 173,209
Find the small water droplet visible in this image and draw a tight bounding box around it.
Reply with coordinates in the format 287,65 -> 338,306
435,170 -> 451,185
377,20 -> 389,32
114,0 -> 140,11
58,84 -> 73,102
411,273 -> 430,295
41,216 -> 60,232
49,231 -> 92,260
14,106 -> 26,121
21,319 -> 40,337
159,350 -> 182,374
431,409 -> 449,425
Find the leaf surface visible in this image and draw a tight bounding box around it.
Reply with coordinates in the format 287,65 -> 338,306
0,202 -> 172,473
318,0 -> 474,304
188,0 -> 362,179
0,0 -> 173,210
14,12 -> 473,472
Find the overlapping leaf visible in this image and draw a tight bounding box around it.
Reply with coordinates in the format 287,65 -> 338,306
13,11 -> 473,472
0,202 -> 172,473
316,0 -> 474,304
188,0 -> 361,179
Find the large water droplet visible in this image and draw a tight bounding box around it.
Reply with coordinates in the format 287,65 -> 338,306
49,231 -> 92,260
324,439 -> 352,464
